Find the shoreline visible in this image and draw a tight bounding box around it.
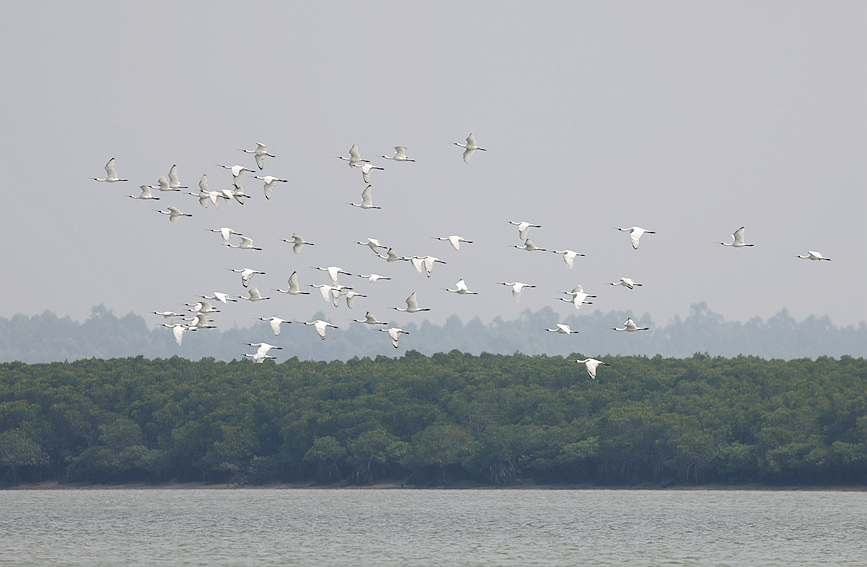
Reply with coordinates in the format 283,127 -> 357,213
5,480 -> 867,491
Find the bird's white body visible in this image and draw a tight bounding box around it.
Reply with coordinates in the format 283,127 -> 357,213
211,227 -> 243,245
515,239 -> 546,252
382,146 -> 415,162
552,249 -> 585,269
240,287 -> 269,302
572,358 -> 609,379
130,185 -> 159,200
392,292 -> 430,313
499,282 -> 535,302
359,163 -> 384,184
410,256 -> 446,278
240,142 -> 274,170
218,164 -> 255,179
446,279 -> 477,295
455,133 -> 486,163
612,318 -> 649,332
153,311 -> 183,319
357,273 -> 391,283
248,342 -> 282,358
797,251 -> 831,261
168,165 -> 187,190
162,323 -> 193,346
187,300 -> 219,314
93,158 -> 128,182
616,226 -> 656,250
245,352 -> 275,363
509,221 -> 541,240
349,185 -> 380,209
378,248 -> 407,263
353,312 -> 388,325
610,277 -> 642,290
260,316 -> 291,336
546,323 -> 576,334
227,236 -> 262,251
380,327 -> 409,348
559,285 -> 595,309
304,320 -> 338,340
254,175 -> 287,199
156,206 -> 191,222
231,267 -> 265,287
358,238 -> 387,253
720,226 -> 754,248
434,235 -> 473,251
274,271 -> 310,295
315,266 -> 351,286
343,291 -> 366,308
284,234 -> 314,255
338,144 -> 368,167
203,292 -> 237,304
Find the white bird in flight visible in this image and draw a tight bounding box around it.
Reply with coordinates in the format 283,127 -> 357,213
248,342 -> 282,358
260,316 -> 291,336
719,227 -> 754,248
153,311 -> 183,319
163,323 -> 193,346
310,284 -> 342,307
612,318 -> 649,332
357,238 -> 388,254
239,142 -> 274,170
445,279 -> 478,295
572,358 -> 609,379
92,158 -> 128,182
616,226 -> 656,250
202,292 -> 237,304
378,248 -> 408,263
359,163 -> 384,184
338,144 -> 369,167
348,185 -> 381,209
130,185 -> 159,200
168,165 -> 187,190
186,300 -> 219,314
315,266 -> 352,285
230,267 -> 265,287
155,206 -> 192,222
245,352 -> 275,364
274,271 -> 310,295
148,176 -> 178,193
303,320 -> 338,340
343,291 -> 367,308
610,277 -> 642,290
410,256 -> 446,278
240,287 -> 269,302
392,292 -> 430,313
357,273 -> 391,283
551,249 -> 585,269
382,146 -> 415,162
210,227 -> 243,245
353,312 -> 388,325
434,235 -> 473,251
514,239 -> 546,252
499,282 -> 536,302
253,175 -> 288,200
284,233 -> 314,255
509,221 -> 541,240
454,133 -> 487,163
546,323 -> 576,334
217,164 -> 255,180
380,327 -> 409,348
559,285 -> 595,310
796,250 -> 831,261
227,236 -> 262,251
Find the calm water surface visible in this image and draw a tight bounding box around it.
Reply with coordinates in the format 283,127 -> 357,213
1,489 -> 865,566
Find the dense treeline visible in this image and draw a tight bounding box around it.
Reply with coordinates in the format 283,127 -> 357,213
2,303 -> 866,363
1,353 -> 865,487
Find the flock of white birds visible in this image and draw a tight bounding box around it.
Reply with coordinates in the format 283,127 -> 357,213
93,134 -> 832,380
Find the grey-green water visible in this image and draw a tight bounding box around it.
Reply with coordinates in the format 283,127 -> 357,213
1,489 -> 865,566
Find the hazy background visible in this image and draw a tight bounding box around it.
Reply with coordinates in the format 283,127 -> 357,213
1,2 -> 864,343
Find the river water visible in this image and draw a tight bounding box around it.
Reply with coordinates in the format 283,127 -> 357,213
1,488 -> 865,566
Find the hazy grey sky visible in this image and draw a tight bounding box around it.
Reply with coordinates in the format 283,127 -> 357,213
1,2 -> 864,336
